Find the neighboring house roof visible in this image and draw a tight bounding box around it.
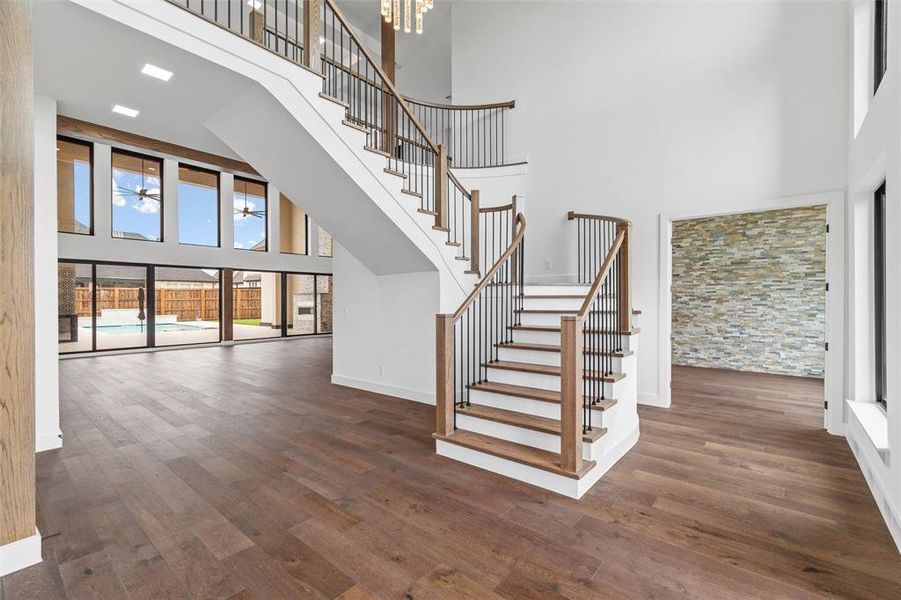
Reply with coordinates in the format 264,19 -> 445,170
112,230 -> 153,241
72,263 -> 218,283
233,271 -> 261,284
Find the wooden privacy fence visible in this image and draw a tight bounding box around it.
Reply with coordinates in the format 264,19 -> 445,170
74,287 -> 262,321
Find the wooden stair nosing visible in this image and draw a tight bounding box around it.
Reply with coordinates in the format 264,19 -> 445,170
405,190 -> 425,199
497,342 -> 633,358
510,324 -> 641,336
341,119 -> 369,134
484,360 -> 626,383
363,145 -> 391,158
458,403 -> 606,443
467,381 -> 618,411
516,309 -> 618,315
384,167 -> 407,179
433,430 -> 596,479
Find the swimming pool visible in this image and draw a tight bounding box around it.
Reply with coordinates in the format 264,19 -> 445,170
87,323 -> 218,334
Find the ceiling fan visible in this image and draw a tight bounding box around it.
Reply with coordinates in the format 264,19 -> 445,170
115,185 -> 161,202
234,194 -> 265,219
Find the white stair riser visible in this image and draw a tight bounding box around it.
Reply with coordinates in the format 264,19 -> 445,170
497,347 -> 625,371
522,285 -> 590,295
485,367 -> 622,396
521,297 -> 585,310
456,414 -> 599,458
519,311 -> 622,327
467,389 -> 614,428
512,328 -> 636,351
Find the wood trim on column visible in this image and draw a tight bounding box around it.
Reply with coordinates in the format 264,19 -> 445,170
470,190 -> 480,273
435,314 -> 455,436
616,221 -> 632,332
56,115 -> 259,176
0,0 -> 37,548
222,269 -> 234,341
303,0 -> 321,70
380,17 -> 396,83
559,316 -> 583,474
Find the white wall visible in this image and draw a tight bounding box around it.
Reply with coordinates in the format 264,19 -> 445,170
35,96 -> 61,453
331,245 -> 442,404
451,1 -> 850,407
845,0 -> 901,552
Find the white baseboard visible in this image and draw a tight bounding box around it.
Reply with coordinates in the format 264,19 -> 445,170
638,391 -> 670,408
36,429 -> 63,453
0,529 -> 41,576
330,374 -> 435,405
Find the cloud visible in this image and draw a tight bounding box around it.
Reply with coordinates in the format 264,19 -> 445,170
133,195 -> 160,214
234,197 -> 259,222
112,190 -> 127,207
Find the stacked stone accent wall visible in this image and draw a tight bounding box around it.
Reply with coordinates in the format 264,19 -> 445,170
672,206 -> 826,378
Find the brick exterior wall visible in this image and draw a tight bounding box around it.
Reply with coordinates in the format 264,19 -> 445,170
672,206 -> 826,378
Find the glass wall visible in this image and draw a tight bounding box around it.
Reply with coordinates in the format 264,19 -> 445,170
233,270 -> 282,340
155,267 -> 221,346
95,264 -> 149,350
57,138 -> 92,235
280,193 -> 308,254
178,165 -> 219,247
286,274 -> 315,335
112,151 -> 163,242
234,178 -> 267,251
58,262 -> 93,353
316,275 -> 333,334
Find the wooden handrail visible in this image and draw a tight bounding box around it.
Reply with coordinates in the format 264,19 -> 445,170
479,203 -> 515,213
453,213 -> 525,321
576,230 -> 625,319
405,97 -> 516,111
567,211 -> 631,225
323,0 -> 439,155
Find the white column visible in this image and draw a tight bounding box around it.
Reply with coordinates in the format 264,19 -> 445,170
220,172 -> 235,251
93,143 -> 112,241
163,158 -> 179,245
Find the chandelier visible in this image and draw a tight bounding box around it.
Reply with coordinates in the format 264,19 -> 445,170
381,0 -> 434,34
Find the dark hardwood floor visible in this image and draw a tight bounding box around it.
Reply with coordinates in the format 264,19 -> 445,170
2,342 -> 900,599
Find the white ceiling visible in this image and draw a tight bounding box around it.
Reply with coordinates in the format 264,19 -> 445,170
33,1 -> 256,159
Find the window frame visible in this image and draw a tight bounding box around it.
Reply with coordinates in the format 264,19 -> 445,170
56,136 -> 95,236
110,148 -> 165,243
233,176 -> 269,252
874,180 -> 887,409
177,163 -> 221,248
875,0 -> 888,95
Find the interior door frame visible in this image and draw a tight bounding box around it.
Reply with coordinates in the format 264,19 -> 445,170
657,190 -> 846,435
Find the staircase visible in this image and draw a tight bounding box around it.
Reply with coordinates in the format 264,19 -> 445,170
435,218 -> 640,499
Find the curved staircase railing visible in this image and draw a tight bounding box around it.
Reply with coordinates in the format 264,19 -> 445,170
436,213 -> 526,436
405,97 -> 516,168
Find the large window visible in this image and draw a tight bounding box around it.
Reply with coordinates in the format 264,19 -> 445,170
58,262 -> 93,353
112,150 -> 163,242
232,270 -> 282,340
57,138 -> 93,235
178,165 -> 220,247
95,264 -> 150,351
280,193 -> 308,255
155,267 -> 221,346
234,178 -> 267,251
316,274 -> 333,334
286,274 -> 315,335
875,0 -> 887,94
875,181 -> 887,409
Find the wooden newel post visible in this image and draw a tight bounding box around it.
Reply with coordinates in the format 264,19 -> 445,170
303,0 -> 321,70
560,316 -> 583,474
616,221 -> 632,332
436,314 -> 455,436
470,189 -> 480,273
435,144 -> 449,229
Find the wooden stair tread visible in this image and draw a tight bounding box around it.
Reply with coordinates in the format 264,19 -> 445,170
341,119 -> 369,134
383,167 -> 407,179
510,324 -> 641,335
364,145 -> 391,158
319,92 -> 349,108
458,404 -> 605,443
497,342 -> 633,357
484,360 -> 625,383
433,430 -> 595,479
404,189 -> 425,199
468,381 -> 617,411
517,309 -> 618,314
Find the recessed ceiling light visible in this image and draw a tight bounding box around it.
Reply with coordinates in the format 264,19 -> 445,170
247,0 -> 262,9
141,63 -> 173,82
112,104 -> 140,118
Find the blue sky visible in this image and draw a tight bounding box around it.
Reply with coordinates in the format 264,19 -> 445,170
112,168 -> 161,240
233,191 -> 267,250
179,182 -> 218,246
72,161 -> 91,229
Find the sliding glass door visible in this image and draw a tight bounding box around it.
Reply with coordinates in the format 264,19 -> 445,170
95,264 -> 150,351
